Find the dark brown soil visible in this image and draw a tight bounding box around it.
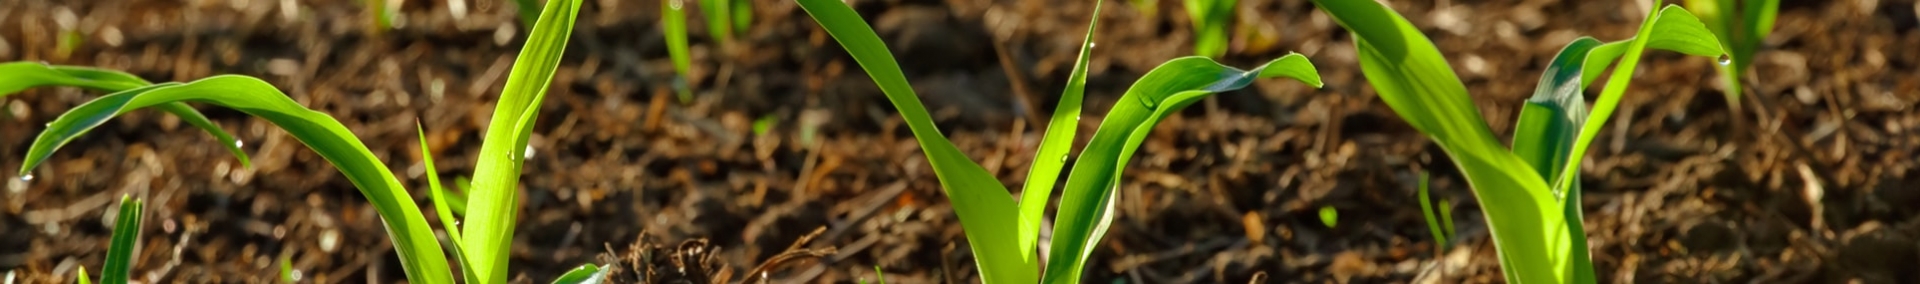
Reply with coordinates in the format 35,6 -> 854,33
2,0 -> 1916,283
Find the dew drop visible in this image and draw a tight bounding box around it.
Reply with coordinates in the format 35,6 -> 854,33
522,145 -> 536,159
233,140 -> 245,148
1716,55 -> 1732,66
19,174 -> 31,182
1059,155 -> 1068,162
1089,43 -> 1097,49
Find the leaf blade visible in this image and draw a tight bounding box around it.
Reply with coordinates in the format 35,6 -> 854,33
1017,0 -> 1102,266
102,195 -> 142,284
0,62 -> 249,171
463,0 -> 581,281
24,75 -> 455,283
1044,55 -> 1319,284
794,0 -> 1032,282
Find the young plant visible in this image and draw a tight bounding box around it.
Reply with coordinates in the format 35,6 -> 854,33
1685,0 -> 1779,111
699,0 -> 752,45
4,0 -> 601,283
663,0 -> 695,102
1415,172 -> 1456,251
1185,0 -> 1234,57
1306,0 -> 1725,282
71,195 -> 142,284
795,0 -> 1322,282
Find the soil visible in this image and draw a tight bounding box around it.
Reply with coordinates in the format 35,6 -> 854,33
2,0 -> 1916,283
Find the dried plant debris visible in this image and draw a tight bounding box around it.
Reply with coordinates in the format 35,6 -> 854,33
606,227 -> 834,284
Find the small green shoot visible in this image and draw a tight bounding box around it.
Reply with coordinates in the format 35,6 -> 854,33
100,195 -> 142,284
549,264 -> 608,284
796,0 -> 1320,282
1185,0 -> 1235,57
752,115 -> 777,135
4,0 -> 595,282
1317,205 -> 1337,228
75,267 -> 90,284
1415,172 -> 1453,250
664,0 -> 695,103
280,253 -> 299,283
1307,0 -> 1726,282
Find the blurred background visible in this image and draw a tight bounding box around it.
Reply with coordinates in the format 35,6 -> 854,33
1,0 -> 1915,282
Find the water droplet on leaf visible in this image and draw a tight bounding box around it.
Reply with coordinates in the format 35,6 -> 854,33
234,140 -> 245,148
523,145 -> 536,159
1136,94 -> 1159,109
1716,55 -> 1732,66
1059,155 -> 1069,162
19,174 -> 31,182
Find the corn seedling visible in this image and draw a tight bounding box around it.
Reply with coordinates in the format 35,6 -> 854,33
1415,172 -> 1456,251
796,0 -> 1322,282
699,0 -> 752,45
1685,0 -> 1779,111
1307,0 -> 1726,282
1185,0 -> 1234,57
3,0 -> 603,283
70,195 -> 141,284
664,0 -> 695,103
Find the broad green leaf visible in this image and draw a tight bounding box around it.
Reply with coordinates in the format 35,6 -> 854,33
1514,37 -> 1605,284
22,75 -> 452,283
664,0 -> 694,103
0,62 -> 249,171
1044,55 -> 1320,284
418,123 -> 478,282
1514,37 -> 1600,189
464,0 -> 580,282
1306,0 -> 1565,282
549,263 -> 608,284
1017,0 -> 1101,267
103,195 -> 141,284
794,0 -> 1032,282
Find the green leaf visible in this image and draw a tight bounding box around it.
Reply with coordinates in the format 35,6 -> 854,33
464,0 -> 580,282
1044,55 -> 1320,284
1514,37 -> 1603,283
280,253 -> 297,283
1305,0 -> 1566,282
0,62 -> 250,172
1578,6 -> 1726,89
21,75 -> 453,283
700,0 -> 734,43
102,195 -> 141,284
731,0 -> 752,34
793,0 -> 1032,282
1185,0 -> 1235,57
418,123 -> 478,282
76,266 -> 91,284
549,263 -> 608,284
1017,0 -> 1101,268
664,0 -> 694,103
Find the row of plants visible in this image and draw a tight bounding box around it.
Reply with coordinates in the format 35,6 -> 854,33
0,0 -> 1774,283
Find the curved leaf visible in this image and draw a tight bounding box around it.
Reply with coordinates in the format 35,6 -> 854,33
1306,0 -> 1565,282
102,195 -> 142,284
25,75 -> 453,283
794,0 -> 1032,282
1513,36 -> 1604,284
0,62 -> 249,171
1043,55 -> 1320,284
549,264 -> 608,284
464,0 -> 581,282
1578,6 -> 1726,89
1017,0 -> 1101,266
418,123 -> 478,282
